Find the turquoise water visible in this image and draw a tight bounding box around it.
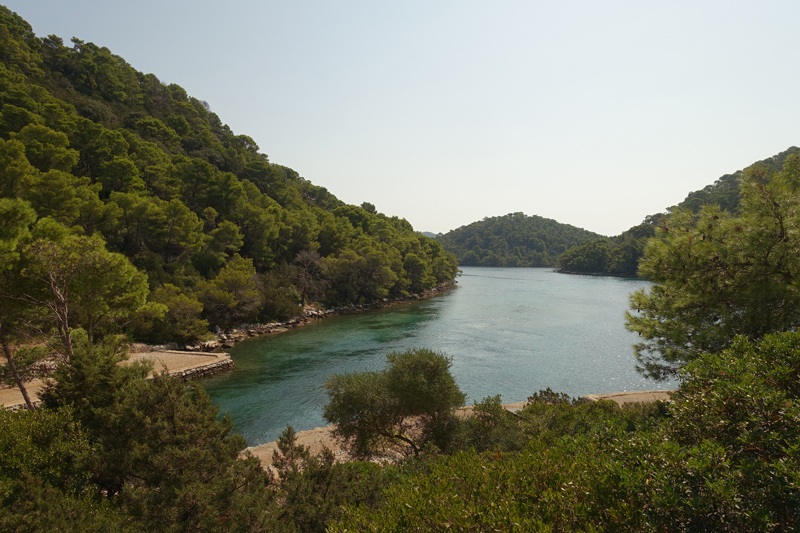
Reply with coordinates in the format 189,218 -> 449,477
203,267 -> 675,446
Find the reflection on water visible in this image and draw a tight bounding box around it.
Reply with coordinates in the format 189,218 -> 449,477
203,267 -> 676,446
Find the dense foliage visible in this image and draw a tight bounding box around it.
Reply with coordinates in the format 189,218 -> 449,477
558,146 -> 800,277
626,153 -> 800,379
1,339 -> 393,532
3,5 -> 800,531
625,332 -> 800,531
5,333 -> 799,530
323,348 -> 466,458
330,333 -> 800,531
0,6 -> 457,348
557,222 -> 655,276
437,212 -> 601,267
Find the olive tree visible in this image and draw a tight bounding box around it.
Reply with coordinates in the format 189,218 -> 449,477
323,348 -> 465,458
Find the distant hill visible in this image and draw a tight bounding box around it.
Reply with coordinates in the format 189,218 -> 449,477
437,212 -> 601,267
558,146 -> 800,277
419,231 -> 437,239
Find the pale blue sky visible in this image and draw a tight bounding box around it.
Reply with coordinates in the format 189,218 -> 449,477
6,1 -> 800,235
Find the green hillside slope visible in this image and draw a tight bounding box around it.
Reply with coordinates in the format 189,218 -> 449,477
558,146 -> 800,277
0,7 -> 457,344
437,212 -> 601,267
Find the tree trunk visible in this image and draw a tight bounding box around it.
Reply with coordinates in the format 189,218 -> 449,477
0,326 -> 36,411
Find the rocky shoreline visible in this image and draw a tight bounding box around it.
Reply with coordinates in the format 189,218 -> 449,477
5,281 -> 458,411
137,279 -> 459,354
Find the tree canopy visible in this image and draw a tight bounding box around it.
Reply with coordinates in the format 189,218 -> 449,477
323,348 -> 466,458
437,212 -> 600,267
626,153 -> 800,378
0,6 -> 458,347
558,146 -> 800,277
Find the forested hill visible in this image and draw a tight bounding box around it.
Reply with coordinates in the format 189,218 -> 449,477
0,7 -> 457,344
436,212 -> 601,267
557,146 -> 800,277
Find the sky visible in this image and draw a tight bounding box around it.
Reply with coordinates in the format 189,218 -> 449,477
6,1 -> 800,236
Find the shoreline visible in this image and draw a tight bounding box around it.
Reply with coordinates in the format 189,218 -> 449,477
554,268 -> 643,279
168,279 -> 459,352
1,350 -> 232,411
246,390 -> 675,469
2,280 -> 458,411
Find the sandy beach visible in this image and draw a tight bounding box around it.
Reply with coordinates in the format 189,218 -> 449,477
246,389 -> 674,468
4,350 -> 673,468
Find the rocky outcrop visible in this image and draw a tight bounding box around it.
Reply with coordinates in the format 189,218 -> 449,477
233,279 -> 457,348
172,356 -> 235,382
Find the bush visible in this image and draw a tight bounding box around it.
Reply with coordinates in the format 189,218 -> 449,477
329,435 -> 638,532
626,332 -> 800,532
323,348 -> 466,458
265,425 -> 388,532
450,395 -> 528,453
0,407 -> 135,531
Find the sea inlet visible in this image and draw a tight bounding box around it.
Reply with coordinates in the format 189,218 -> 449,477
203,266 -> 676,446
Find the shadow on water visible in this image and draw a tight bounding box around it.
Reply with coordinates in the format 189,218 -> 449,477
203,267 -> 677,446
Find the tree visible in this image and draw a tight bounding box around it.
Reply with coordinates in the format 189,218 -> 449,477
24,230 -> 152,360
136,284 -> 210,345
402,252 -> 433,293
0,406 -> 133,531
41,340 -> 272,532
629,332 -> 800,531
321,247 -> 397,305
97,156 -> 144,194
0,137 -> 37,198
99,377 -> 270,531
323,348 -> 465,458
10,123 -> 79,172
40,333 -> 149,433
197,254 -> 262,330
194,220 -> 244,276
267,425 -> 387,532
23,169 -> 86,225
626,155 -> 800,379
0,198 -> 40,410
293,249 -> 323,305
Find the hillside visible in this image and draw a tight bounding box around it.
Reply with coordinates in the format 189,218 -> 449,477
436,212 -> 601,267
0,7 -> 458,344
558,146 -> 800,276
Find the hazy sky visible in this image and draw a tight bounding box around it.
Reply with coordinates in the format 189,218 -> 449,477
6,1 -> 800,235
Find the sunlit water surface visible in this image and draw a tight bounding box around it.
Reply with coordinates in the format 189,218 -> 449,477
203,267 -> 674,446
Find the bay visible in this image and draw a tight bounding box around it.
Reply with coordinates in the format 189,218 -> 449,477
202,267 -> 675,446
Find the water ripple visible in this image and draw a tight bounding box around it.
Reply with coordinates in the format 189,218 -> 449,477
203,267 -> 677,446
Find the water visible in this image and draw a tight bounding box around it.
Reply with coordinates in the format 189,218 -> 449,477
203,267 -> 675,446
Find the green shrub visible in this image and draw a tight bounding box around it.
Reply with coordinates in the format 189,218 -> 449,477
626,332 -> 800,532
265,425 -> 389,532
0,407 -> 135,531
323,348 -> 466,458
